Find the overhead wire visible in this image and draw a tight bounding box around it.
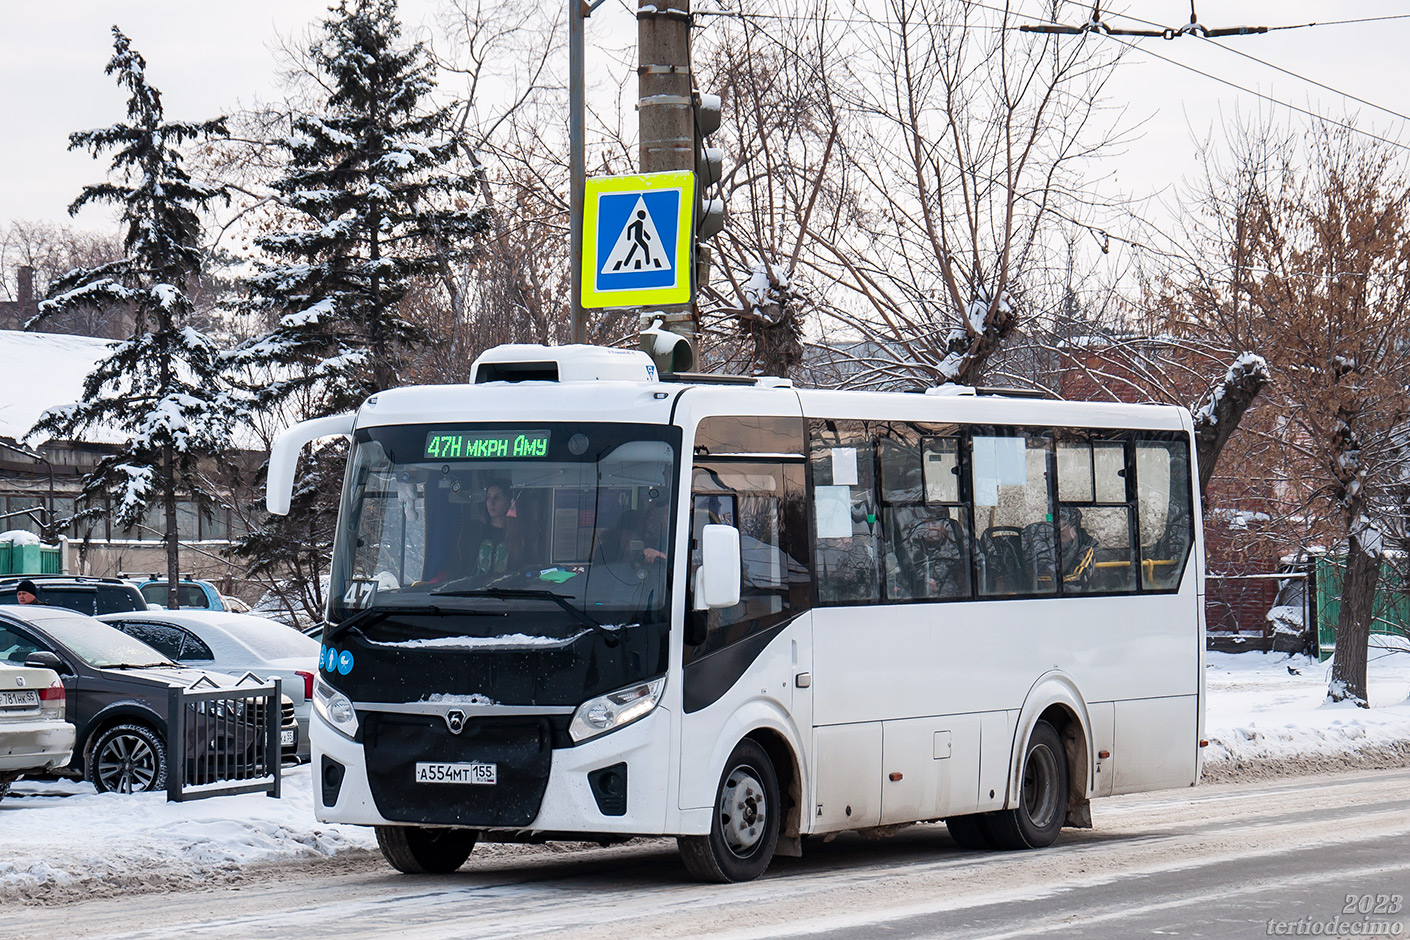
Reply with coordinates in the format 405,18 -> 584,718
687,2 -> 1410,282
1091,5 -> 1410,127
1096,32 -> 1410,154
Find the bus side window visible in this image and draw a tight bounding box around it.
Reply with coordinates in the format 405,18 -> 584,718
971,429 -> 1054,596
880,427 -> 972,602
687,463 -> 807,661
1055,436 -> 1138,594
809,420 -> 882,605
1135,438 -> 1195,590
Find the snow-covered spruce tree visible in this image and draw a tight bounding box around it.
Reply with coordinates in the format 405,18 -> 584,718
27,28 -> 230,610
228,0 -> 484,620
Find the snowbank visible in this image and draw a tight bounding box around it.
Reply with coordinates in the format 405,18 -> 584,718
0,765 -> 374,904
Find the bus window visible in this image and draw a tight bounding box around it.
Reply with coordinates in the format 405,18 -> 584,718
881,426 -> 971,602
809,421 -> 881,604
1136,439 -> 1195,590
971,430 -> 1054,596
1056,436 -> 1137,594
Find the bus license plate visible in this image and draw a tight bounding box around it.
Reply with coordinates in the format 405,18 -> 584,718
415,762 -> 497,785
0,690 -> 38,707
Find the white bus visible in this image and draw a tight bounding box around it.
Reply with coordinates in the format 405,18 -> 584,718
268,343 -> 1205,883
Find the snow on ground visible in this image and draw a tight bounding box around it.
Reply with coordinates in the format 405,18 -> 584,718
3,646 -> 1410,903
1,765 -> 376,903
1201,637 -> 1410,780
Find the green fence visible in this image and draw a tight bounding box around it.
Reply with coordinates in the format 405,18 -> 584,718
0,541 -> 62,576
1313,554 -> 1408,661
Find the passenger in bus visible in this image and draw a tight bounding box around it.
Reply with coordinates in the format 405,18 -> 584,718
597,504 -> 668,567
901,511 -> 968,598
1025,506 -> 1097,591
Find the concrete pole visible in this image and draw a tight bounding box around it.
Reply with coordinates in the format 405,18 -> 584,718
569,0 -> 587,345
636,0 -> 697,366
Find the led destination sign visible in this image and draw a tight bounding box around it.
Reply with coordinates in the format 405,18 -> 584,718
424,430 -> 551,460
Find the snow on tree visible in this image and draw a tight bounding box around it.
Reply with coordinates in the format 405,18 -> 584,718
26,27 -> 231,610
1192,352 -> 1270,497
227,0 -> 485,621
230,0 -> 484,414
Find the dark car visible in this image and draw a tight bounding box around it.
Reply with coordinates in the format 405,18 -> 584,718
0,577 -> 148,616
0,605 -> 293,793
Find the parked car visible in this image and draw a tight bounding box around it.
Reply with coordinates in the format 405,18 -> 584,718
221,594 -> 252,614
0,606 -> 296,793
99,610 -> 318,762
0,661 -> 75,802
0,576 -> 148,616
135,578 -> 226,611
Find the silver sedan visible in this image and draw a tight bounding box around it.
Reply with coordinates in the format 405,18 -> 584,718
0,661 -> 75,800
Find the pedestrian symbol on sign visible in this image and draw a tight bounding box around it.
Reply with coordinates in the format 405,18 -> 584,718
603,198 -> 670,274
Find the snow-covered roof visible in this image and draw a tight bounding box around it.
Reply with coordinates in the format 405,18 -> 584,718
0,329 -> 123,445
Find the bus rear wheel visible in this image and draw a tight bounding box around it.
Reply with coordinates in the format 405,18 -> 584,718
375,825 -> 477,874
945,813 -> 995,850
984,720 -> 1068,850
678,739 -> 780,883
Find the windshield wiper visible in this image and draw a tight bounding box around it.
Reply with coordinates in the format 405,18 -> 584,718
324,603 -> 505,645
430,588 -> 621,647
106,662 -> 173,670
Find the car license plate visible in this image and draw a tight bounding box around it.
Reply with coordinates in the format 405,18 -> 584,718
0,690 -> 38,707
281,729 -> 296,747
415,761 -> 497,785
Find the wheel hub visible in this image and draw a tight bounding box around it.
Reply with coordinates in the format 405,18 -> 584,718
719,766 -> 767,857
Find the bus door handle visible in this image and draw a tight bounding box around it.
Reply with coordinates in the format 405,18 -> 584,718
795,672 -> 812,689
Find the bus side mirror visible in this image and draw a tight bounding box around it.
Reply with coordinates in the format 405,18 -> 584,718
266,413 -> 356,515
693,524 -> 741,610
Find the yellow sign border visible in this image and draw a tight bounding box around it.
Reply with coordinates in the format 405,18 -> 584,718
581,170 -> 695,309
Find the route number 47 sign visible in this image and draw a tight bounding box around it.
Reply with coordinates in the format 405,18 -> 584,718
581,170 -> 696,308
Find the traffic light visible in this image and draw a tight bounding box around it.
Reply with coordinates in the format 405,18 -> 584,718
693,90 -> 726,240
639,313 -> 695,373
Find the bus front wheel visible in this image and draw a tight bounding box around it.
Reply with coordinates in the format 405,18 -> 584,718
678,739 -> 780,883
375,825 -> 477,874
984,720 -> 1068,850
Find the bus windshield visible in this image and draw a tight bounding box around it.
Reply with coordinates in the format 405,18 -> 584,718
329,422 -> 679,632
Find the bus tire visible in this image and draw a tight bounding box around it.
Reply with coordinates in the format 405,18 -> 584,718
375,825 -> 477,874
945,813 -> 995,850
678,739 -> 780,883
984,720 -> 1068,850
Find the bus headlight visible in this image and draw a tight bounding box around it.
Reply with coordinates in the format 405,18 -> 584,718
568,677 -> 666,744
313,677 -> 359,739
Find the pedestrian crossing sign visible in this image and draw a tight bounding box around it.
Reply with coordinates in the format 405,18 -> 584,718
581,170 -> 695,308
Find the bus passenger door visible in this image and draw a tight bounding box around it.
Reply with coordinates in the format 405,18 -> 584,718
678,458 -> 811,809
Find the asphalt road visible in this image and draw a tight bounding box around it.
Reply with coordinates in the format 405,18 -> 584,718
5,768 -> 1408,940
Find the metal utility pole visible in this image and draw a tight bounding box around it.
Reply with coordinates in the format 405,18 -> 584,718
569,0 -> 587,345
636,0 -> 697,364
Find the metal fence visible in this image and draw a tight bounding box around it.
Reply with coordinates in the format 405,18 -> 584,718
166,675 -> 282,802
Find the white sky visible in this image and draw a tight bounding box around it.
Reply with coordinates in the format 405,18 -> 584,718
0,1 -> 1407,248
